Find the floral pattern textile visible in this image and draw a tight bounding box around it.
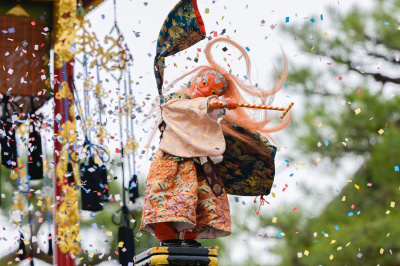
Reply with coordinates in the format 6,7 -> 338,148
217,125 -> 277,196
140,150 -> 231,239
154,0 -> 205,96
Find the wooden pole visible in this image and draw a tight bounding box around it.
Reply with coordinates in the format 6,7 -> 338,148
53,60 -> 75,266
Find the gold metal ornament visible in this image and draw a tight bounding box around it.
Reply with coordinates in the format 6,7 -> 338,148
94,83 -> 108,99
6,4 -> 30,17
91,35 -> 133,71
16,121 -> 30,136
97,124 -> 109,140
55,81 -> 73,100
74,19 -> 99,55
122,95 -> 135,115
82,115 -> 94,132
54,15 -> 81,69
84,75 -> 94,91
123,135 -> 138,156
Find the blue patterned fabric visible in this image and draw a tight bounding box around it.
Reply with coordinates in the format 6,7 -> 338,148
154,0 -> 205,96
216,126 -> 277,196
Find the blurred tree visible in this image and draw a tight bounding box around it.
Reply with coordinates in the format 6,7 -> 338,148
266,0 -> 400,264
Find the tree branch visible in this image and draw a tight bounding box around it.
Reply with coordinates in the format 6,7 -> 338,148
348,67 -> 400,85
364,34 -> 400,52
326,54 -> 400,85
366,52 -> 399,64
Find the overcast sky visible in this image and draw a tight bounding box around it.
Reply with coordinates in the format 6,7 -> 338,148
72,1 -> 371,265
34,0 -> 374,265
76,0 -> 370,205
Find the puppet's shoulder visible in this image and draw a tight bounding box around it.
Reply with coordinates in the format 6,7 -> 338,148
161,93 -> 191,104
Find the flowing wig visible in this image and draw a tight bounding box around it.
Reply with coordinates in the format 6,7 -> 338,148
166,37 -> 291,156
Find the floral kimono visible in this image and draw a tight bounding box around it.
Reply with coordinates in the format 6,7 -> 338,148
140,93 -> 231,239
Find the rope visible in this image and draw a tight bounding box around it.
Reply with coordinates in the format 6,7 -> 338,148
117,76 -> 127,206
96,61 -> 102,125
128,69 -> 136,175
42,134 -> 52,234
123,72 -> 132,179
83,55 -> 92,157
62,62 -> 71,165
110,0 -> 121,35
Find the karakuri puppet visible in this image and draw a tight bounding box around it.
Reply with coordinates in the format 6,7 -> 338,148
140,0 -> 292,247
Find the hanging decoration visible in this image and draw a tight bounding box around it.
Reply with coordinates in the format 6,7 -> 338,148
69,77 -> 110,210
41,139 -> 53,256
104,1 -> 137,264
27,98 -> 44,180
0,95 -> 21,169
92,35 -> 132,71
79,155 -> 104,211
125,70 -> 139,203
112,205 -> 136,266
94,62 -> 110,201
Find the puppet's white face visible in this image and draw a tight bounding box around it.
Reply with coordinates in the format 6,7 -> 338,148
192,73 -> 225,98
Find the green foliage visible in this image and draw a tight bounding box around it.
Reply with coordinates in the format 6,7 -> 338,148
267,0 -> 400,264
274,125 -> 400,264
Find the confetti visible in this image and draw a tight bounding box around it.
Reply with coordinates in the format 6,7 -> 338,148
297,252 -> 302,258
378,129 -> 384,134
354,108 -> 361,115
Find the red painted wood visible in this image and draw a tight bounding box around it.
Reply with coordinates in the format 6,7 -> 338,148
53,60 -> 75,266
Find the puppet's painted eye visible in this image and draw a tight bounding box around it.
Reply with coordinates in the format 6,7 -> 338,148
203,80 -> 206,85
212,90 -> 216,94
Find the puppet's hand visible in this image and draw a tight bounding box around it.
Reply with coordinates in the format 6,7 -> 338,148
209,98 -> 238,110
222,98 -> 238,110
